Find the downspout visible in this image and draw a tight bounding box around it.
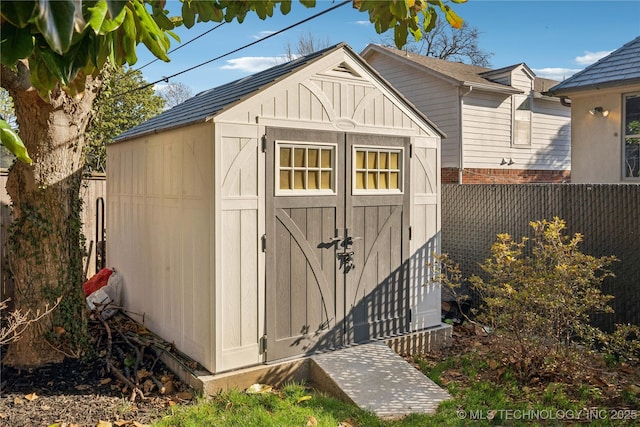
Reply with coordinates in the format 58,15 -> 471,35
458,86 -> 473,184
559,96 -> 572,107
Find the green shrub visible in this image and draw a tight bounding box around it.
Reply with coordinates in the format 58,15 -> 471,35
434,218 -> 630,381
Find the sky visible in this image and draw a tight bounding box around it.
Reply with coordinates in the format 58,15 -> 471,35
134,1 -> 640,95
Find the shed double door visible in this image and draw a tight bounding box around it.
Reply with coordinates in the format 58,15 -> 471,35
265,128 -> 410,362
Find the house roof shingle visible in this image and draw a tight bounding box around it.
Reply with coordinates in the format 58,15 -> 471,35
548,35 -> 640,95
362,45 -> 558,96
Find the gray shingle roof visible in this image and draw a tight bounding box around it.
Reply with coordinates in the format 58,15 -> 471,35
115,43 -> 347,142
363,45 -> 560,96
548,36 -> 640,95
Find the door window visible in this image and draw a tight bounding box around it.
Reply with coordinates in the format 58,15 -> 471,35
353,146 -> 403,193
276,142 -> 336,194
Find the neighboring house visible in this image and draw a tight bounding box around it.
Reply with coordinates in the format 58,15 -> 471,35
108,43 -> 446,374
361,44 -> 572,184
547,36 -> 640,183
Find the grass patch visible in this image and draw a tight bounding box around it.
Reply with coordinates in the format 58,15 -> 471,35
154,328 -> 639,427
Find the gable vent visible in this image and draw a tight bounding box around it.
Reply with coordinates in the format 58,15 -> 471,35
331,62 -> 361,78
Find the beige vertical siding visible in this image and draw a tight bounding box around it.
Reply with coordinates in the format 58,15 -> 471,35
107,123 -> 214,372
409,136 -> 441,330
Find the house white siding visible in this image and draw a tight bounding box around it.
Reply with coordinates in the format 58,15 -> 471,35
461,90 -> 513,169
364,51 -> 460,167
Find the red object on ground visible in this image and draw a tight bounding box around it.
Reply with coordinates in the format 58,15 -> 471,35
83,267 -> 113,296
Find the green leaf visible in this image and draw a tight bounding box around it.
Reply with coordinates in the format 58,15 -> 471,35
0,24 -> 34,66
423,7 -> 437,33
280,0 -> 292,15
299,0 -> 316,7
86,0 -> 109,33
130,0 -> 170,61
105,0 -> 127,19
34,0 -> 83,54
152,6 -> 175,30
181,1 -> 196,28
0,118 -> 32,165
394,23 -> 408,49
99,2 -> 127,33
118,6 -> 138,64
0,1 -> 37,27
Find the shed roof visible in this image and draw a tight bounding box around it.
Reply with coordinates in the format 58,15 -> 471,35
115,42 -> 443,142
116,43 -> 339,142
548,36 -> 640,95
361,44 -> 564,96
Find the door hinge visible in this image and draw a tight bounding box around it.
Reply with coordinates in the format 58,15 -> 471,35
259,334 -> 267,354
409,226 -> 412,240
261,134 -> 267,153
409,143 -> 413,158
261,234 -> 267,252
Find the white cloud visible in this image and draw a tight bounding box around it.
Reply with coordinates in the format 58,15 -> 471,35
353,20 -> 370,25
220,56 -> 286,73
252,30 -> 276,40
532,67 -> 582,81
575,50 -> 612,66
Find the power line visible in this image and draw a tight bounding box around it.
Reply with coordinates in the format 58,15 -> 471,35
117,0 -> 350,96
134,22 -> 226,72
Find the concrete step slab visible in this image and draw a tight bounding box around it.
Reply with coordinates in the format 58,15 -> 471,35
311,342 -> 450,418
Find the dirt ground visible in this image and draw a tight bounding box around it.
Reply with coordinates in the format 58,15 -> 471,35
0,314 -> 198,427
0,356 -> 188,426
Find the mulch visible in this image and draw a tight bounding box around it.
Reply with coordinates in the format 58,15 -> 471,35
0,314 -> 198,427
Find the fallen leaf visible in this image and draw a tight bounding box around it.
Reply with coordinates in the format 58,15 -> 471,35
306,415 -> 318,427
176,391 -> 193,401
40,405 -> 51,410
225,401 -> 233,410
132,422 -> 149,427
297,395 -> 312,403
25,392 -> 38,401
338,420 -> 354,427
75,384 -> 91,391
99,378 -> 112,385
163,380 -> 175,394
53,326 -> 66,336
13,397 -> 24,405
137,369 -> 152,381
168,400 -> 177,407
114,421 -> 130,426
97,421 -> 112,427
488,359 -> 498,370
142,379 -> 155,393
245,383 -> 272,394
620,364 -> 635,374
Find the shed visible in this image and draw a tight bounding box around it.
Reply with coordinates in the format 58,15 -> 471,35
108,43 -> 444,374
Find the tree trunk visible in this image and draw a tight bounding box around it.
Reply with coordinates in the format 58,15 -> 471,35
1,63 -> 100,367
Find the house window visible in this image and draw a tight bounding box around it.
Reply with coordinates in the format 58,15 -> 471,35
512,94 -> 532,147
353,147 -> 403,193
624,93 -> 640,179
276,142 -> 336,194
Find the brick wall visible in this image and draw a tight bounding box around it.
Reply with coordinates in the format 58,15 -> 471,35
441,167 -> 571,184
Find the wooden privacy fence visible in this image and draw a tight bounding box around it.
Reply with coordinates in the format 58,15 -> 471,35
442,183 -> 640,330
0,173 -> 106,303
